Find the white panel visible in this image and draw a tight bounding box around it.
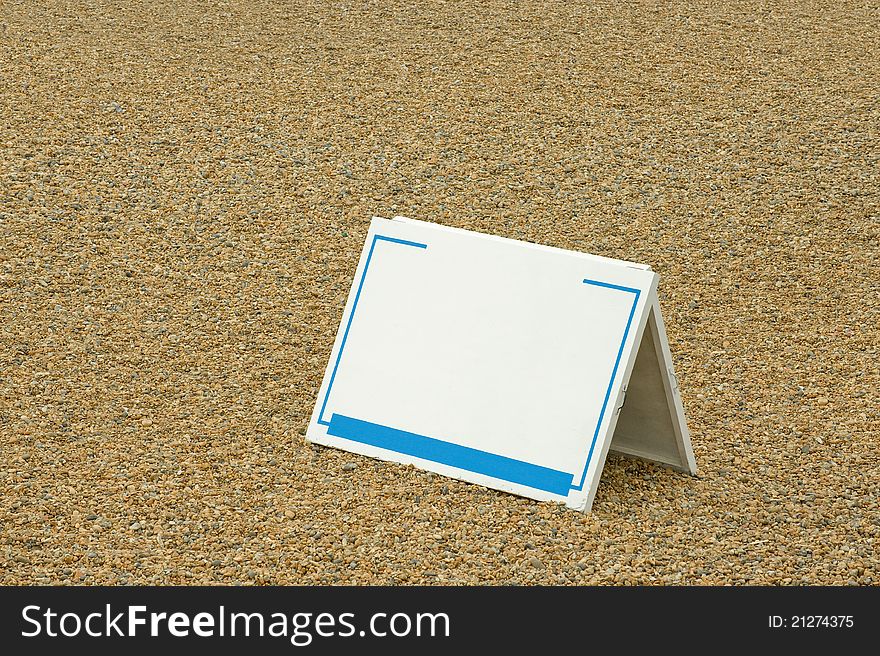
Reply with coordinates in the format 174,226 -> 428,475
308,217 -> 672,511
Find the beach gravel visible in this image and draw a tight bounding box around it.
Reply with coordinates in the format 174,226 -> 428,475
1,0 -> 877,585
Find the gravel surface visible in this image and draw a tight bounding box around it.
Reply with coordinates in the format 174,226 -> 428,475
1,1 -> 878,585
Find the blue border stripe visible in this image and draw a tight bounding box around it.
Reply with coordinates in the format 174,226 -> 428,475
375,235 -> 428,249
582,278 -> 640,295
570,279 -> 641,490
327,414 -> 574,496
317,234 -> 427,425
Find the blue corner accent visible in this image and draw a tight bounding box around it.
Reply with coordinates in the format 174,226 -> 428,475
570,279 -> 641,491
317,234 -> 427,425
374,235 -> 428,249
327,414 -> 574,496
581,278 -> 641,295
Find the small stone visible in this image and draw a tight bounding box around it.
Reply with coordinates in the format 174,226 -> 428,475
86,514 -> 98,521
141,418 -> 153,426
528,557 -> 545,569
816,397 -> 829,406
342,462 -> 357,471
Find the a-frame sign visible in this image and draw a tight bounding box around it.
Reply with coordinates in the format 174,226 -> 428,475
307,216 -> 696,511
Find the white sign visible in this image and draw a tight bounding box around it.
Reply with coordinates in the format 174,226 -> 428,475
307,216 -> 696,511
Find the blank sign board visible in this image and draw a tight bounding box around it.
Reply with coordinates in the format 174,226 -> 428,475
307,216 -> 696,511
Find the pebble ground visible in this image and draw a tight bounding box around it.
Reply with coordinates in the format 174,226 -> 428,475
1,1 -> 877,585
